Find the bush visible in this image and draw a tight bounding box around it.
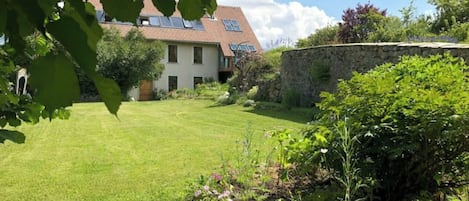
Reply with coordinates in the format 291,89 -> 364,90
287,53 -> 469,200
152,88 -> 167,100
195,82 -> 229,100
247,86 -> 258,100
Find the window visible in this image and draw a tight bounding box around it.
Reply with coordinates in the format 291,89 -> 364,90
168,76 -> 178,92
223,19 -> 241,32
193,47 -> 203,64
193,77 -> 203,89
168,45 -> 178,63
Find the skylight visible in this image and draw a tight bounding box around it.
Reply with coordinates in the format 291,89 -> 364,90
223,20 -> 241,32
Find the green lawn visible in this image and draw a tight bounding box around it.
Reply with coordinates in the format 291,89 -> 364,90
0,99 -> 310,201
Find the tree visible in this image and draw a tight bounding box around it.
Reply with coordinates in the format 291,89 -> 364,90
80,27 -> 165,99
0,0 -> 217,143
296,25 -> 339,48
429,0 -> 469,33
337,3 -> 387,43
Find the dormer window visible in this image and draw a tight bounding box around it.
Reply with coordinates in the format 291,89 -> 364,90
183,20 -> 193,28
223,19 -> 241,32
229,43 -> 256,52
139,16 -> 150,25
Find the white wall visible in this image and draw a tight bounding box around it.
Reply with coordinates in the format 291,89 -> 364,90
154,42 -> 219,91
127,42 -> 219,100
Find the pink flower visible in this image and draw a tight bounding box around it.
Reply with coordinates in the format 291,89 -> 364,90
218,190 -> 230,199
212,173 -> 222,182
203,185 -> 210,191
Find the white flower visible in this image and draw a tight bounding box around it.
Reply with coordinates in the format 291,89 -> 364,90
320,148 -> 328,153
194,190 -> 202,197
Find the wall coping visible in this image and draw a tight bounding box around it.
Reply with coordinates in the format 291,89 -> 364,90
286,42 -> 469,53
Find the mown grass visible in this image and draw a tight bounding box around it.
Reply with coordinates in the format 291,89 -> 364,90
0,99 -> 310,201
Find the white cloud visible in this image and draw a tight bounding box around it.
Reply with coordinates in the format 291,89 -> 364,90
217,0 -> 336,49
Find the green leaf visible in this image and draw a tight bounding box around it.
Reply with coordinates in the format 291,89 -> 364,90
93,75 -> 121,116
152,0 -> 176,17
0,1 -> 6,34
47,11 -> 100,70
28,53 -> 80,115
177,0 -> 204,20
100,0 -> 143,23
201,0 -> 217,15
178,0 -> 217,20
0,129 -> 25,144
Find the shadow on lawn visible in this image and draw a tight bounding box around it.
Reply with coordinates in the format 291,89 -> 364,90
243,102 -> 315,124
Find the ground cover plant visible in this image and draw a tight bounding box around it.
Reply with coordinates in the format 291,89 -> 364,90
0,99 -> 309,201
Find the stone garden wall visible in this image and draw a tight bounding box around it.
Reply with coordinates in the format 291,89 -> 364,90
281,42 -> 469,106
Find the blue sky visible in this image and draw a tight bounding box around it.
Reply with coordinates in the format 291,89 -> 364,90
218,0 -> 437,48
277,0 -> 435,19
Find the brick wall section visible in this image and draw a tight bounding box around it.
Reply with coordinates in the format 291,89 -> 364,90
281,42 -> 469,106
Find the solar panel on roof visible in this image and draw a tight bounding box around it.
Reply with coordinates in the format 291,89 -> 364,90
149,16 -> 160,26
171,17 -> 184,28
247,45 -> 256,51
160,16 -> 172,27
239,45 -> 247,51
229,43 -> 237,50
192,20 -> 205,30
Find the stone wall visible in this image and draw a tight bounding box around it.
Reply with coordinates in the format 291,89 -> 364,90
281,42 -> 469,106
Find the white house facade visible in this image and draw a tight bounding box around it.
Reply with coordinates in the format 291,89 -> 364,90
90,0 -> 262,100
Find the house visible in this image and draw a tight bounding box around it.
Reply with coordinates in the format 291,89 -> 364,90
89,0 -> 262,100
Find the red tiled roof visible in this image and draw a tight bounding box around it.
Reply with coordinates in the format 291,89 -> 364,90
89,0 -> 262,57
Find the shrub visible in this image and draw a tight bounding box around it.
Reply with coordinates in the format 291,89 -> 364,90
288,53 -> 469,200
152,88 -> 167,100
195,82 -> 229,100
247,86 -> 258,100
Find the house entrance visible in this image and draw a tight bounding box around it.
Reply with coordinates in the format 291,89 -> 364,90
139,80 -> 153,101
